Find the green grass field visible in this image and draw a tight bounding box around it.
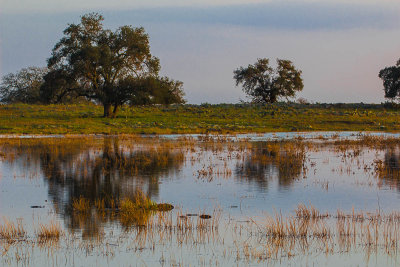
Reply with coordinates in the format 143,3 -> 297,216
0,103 -> 399,134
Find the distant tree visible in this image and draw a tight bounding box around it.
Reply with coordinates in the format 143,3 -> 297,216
0,67 -> 48,104
149,77 -> 185,105
126,76 -> 185,106
296,97 -> 309,105
379,59 -> 400,102
233,58 -> 303,103
42,13 -> 183,117
40,69 -> 84,104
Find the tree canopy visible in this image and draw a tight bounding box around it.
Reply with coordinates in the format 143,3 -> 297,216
379,59 -> 400,102
0,67 -> 48,104
42,13 -> 184,117
233,58 -> 303,104
124,76 -> 185,106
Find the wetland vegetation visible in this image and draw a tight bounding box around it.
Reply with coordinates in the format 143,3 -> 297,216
1,134 -> 400,266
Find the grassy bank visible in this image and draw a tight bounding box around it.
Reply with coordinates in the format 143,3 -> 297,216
0,103 -> 399,134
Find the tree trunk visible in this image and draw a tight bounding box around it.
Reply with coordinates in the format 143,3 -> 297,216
269,94 -> 277,103
263,95 -> 272,104
111,104 -> 119,118
103,103 -> 112,117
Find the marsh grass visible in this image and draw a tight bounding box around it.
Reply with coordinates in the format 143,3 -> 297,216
36,221 -> 62,241
121,191 -> 158,211
2,205 -> 400,265
0,219 -> 26,242
70,190 -> 174,229
72,196 -> 91,213
119,195 -> 157,227
296,204 -> 328,219
257,205 -> 400,259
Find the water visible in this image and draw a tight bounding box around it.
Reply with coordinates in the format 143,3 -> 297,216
0,134 -> 399,266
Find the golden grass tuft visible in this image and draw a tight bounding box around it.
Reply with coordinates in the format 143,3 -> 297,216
119,191 -> 160,226
295,203 -> 328,219
94,198 -> 105,211
36,221 -> 62,240
72,196 -> 90,213
120,191 -> 158,212
0,219 -> 26,242
157,203 -> 174,211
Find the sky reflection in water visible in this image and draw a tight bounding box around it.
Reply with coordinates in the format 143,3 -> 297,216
0,135 -> 400,266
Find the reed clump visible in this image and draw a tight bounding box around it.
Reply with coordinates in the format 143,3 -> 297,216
94,197 -> 117,211
36,221 -> 62,240
72,196 -> 90,213
295,204 -> 328,220
157,203 -> 174,211
0,219 -> 26,242
120,191 -> 158,213
119,191 -> 175,226
69,190 -> 175,229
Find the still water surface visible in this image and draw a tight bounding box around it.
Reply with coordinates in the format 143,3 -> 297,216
0,134 -> 399,266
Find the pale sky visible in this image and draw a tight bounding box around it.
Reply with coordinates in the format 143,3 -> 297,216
1,0 -> 400,103
2,0 -> 400,13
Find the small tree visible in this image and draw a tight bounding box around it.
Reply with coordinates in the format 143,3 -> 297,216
233,58 -> 303,103
379,59 -> 400,102
0,67 -> 48,104
131,77 -> 185,105
42,13 -> 183,117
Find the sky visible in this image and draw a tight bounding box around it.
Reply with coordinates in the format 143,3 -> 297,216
1,0 -> 400,104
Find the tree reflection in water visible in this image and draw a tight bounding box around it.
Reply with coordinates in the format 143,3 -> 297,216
3,136 -> 399,239
236,141 -> 307,190
0,137 -> 184,238
375,149 -> 400,190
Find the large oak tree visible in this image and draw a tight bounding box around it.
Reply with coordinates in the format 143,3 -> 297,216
44,13 -> 183,117
234,58 -> 303,104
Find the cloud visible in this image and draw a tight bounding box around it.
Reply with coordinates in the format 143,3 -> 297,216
1,2 -> 399,103
2,2 -> 399,32
102,2 -> 400,30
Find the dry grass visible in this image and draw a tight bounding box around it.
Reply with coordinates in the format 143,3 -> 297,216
256,204 -> 400,260
120,192 -> 158,214
36,221 -> 62,240
72,196 -> 90,213
295,204 -> 328,219
2,204 -> 400,265
70,190 -> 175,228
0,219 -> 26,242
